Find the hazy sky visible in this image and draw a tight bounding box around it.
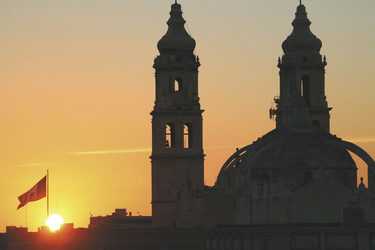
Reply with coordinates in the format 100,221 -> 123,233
1,0 -> 374,231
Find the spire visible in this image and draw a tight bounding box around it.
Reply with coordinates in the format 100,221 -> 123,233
282,4 -> 322,54
276,3 -> 331,132
157,3 -> 196,53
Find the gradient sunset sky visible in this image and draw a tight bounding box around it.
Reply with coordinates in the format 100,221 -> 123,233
1,0 -> 374,232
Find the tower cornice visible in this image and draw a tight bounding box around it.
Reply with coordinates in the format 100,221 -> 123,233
151,110 -> 204,116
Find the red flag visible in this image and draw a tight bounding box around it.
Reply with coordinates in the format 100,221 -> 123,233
17,176 -> 46,210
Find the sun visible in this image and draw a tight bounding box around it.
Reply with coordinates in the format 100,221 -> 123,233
46,214 -> 64,231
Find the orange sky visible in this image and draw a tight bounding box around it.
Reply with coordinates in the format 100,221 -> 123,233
1,0 -> 375,232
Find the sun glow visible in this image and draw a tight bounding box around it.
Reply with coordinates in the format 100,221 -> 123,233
46,214 -> 64,231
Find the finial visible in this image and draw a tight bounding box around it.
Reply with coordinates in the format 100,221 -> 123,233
175,0 -> 177,3
299,0 -> 302,5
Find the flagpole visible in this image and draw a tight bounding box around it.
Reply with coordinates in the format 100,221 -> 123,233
47,170 -> 49,219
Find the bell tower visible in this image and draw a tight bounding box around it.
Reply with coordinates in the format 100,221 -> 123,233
151,2 -> 204,228
274,3 -> 332,132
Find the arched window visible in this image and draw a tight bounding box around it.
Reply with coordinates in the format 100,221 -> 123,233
303,171 -> 313,182
312,120 -> 321,128
174,77 -> 183,92
183,123 -> 193,148
166,123 -> 175,148
301,75 -> 310,105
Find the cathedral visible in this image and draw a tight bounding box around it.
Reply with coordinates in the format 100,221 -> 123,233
4,2 -> 375,250
151,1 -> 375,230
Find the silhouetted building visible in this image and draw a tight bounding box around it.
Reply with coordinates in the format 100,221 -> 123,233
89,209 -> 152,229
151,1 -> 205,229
5,2 -> 375,250
150,2 -> 375,231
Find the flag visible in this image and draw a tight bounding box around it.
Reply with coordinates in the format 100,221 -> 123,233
17,175 -> 47,210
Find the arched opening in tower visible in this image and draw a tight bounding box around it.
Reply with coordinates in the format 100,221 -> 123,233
183,123 -> 193,148
166,123 -> 176,148
174,77 -> 183,92
301,75 -> 310,105
303,171 -> 313,182
312,120 -> 321,128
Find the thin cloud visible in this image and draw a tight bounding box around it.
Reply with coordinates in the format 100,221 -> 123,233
16,162 -> 52,168
69,139 -> 375,156
71,146 -> 241,155
205,145 -> 245,150
69,148 -> 151,155
342,137 -> 375,143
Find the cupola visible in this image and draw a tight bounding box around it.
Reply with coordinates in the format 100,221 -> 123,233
282,4 -> 322,54
157,2 -> 196,53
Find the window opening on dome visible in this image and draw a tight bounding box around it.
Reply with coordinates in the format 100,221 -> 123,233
258,172 -> 269,195
184,123 -> 193,148
303,171 -> 313,182
301,75 -> 310,105
312,120 -> 320,128
174,77 -> 183,92
166,123 -> 175,148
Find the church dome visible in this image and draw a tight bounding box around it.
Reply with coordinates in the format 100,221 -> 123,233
215,124 -> 357,194
157,3 -> 196,52
282,4 -> 322,54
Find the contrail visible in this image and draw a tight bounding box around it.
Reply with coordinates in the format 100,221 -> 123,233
69,148 -> 151,155
70,145 -> 248,155
343,137 -> 375,143
16,162 -> 52,167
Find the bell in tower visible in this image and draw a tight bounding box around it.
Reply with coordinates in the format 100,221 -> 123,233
150,2 -> 204,228
274,3 -> 332,132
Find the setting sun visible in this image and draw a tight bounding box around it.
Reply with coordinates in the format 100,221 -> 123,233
46,214 -> 64,231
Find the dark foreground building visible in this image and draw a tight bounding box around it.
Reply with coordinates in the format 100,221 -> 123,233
3,223 -> 375,249
3,2 -> 375,250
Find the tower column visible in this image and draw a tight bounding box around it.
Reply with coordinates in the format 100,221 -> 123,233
274,4 -> 331,132
151,2 -> 204,228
